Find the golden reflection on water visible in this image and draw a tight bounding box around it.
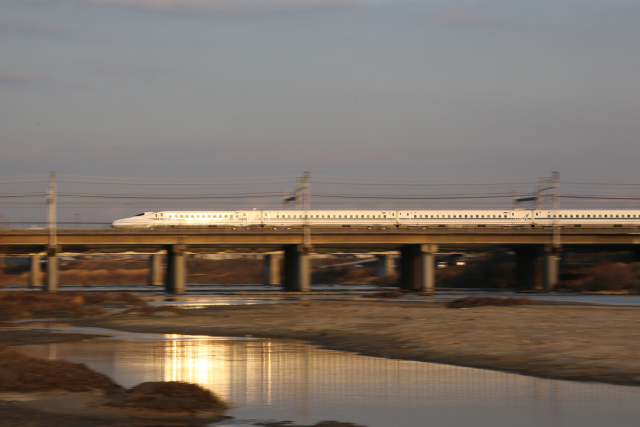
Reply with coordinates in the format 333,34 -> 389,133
16,333 -> 640,427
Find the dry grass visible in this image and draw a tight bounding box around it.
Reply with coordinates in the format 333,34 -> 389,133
59,268 -> 149,285
560,262 -> 640,293
0,344 -> 125,394
446,296 -> 533,309
362,289 -> 405,298
0,291 -> 148,321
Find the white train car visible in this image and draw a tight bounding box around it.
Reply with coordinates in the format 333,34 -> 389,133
111,208 -> 640,229
397,210 -> 532,227
533,209 -> 640,227
262,210 -> 397,227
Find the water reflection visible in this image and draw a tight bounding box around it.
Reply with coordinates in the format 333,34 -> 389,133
18,334 -> 640,427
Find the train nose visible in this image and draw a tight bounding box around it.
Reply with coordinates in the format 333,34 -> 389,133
111,219 -> 125,228
112,218 -> 135,229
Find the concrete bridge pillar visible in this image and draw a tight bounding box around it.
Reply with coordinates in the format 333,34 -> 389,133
263,253 -> 282,286
44,246 -> 59,292
515,245 -> 561,290
166,245 -> 187,294
148,252 -> 163,286
399,244 -> 437,292
30,254 -> 42,288
283,245 -> 311,292
543,245 -> 561,291
375,254 -> 395,277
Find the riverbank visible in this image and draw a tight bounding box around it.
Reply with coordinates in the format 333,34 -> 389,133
66,296 -> 640,386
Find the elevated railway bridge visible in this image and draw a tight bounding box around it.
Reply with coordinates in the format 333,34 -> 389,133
1,227 -> 640,293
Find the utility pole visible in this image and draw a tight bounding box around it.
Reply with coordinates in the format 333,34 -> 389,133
282,172 -> 312,249
301,172 -> 311,249
283,172 -> 310,210
301,171 -> 310,211
48,171 -> 57,247
551,171 -> 560,249
46,171 -> 59,291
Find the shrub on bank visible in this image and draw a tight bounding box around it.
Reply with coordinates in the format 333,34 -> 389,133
446,296 -> 533,309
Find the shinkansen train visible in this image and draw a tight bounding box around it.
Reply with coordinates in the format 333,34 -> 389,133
111,209 -> 640,229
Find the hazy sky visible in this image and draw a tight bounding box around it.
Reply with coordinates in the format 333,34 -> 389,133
2,0 -> 640,183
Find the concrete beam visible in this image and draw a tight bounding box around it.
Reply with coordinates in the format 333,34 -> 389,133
44,245 -> 59,292
30,254 -> 42,288
399,244 -> 438,292
263,253 -> 282,286
148,253 -> 163,286
166,245 -> 187,294
543,245 -> 561,291
375,254 -> 395,277
283,245 -> 311,292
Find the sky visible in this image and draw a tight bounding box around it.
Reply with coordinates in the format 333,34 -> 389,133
1,0 -> 640,223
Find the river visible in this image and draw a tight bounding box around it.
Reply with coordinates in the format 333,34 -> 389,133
15,325 -> 640,427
